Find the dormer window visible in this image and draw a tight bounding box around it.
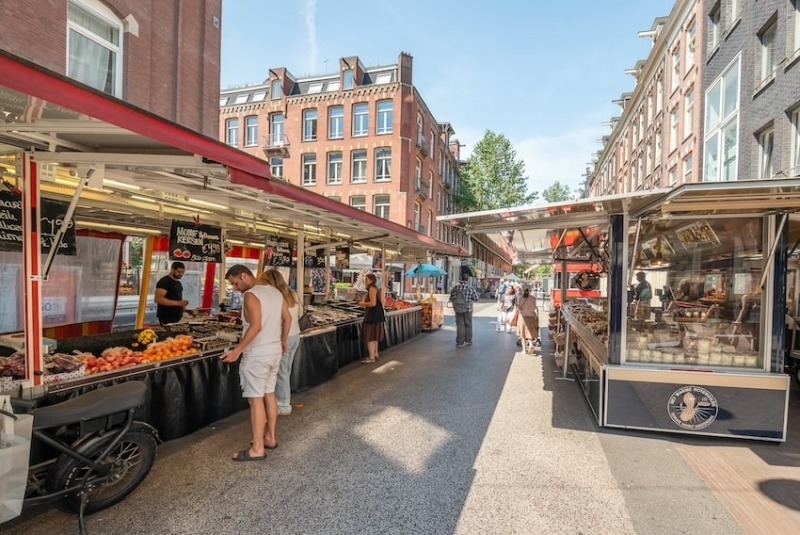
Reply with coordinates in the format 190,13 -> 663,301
271,79 -> 282,100
343,69 -> 354,90
308,82 -> 323,94
374,72 -> 392,84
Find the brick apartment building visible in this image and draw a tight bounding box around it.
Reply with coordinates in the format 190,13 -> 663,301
702,0 -> 800,182
0,0 -> 222,137
589,0 -> 703,196
218,52 -> 468,252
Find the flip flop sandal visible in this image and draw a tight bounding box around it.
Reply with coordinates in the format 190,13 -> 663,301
361,357 -> 376,363
250,439 -> 279,449
232,449 -> 266,462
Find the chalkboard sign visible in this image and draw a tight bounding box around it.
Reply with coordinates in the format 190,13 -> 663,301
264,236 -> 293,267
0,191 -> 77,255
168,220 -> 222,263
303,243 -> 326,268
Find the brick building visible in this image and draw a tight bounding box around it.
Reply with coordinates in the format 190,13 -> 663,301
219,52 -> 468,252
701,0 -> 800,182
589,0 -> 703,196
0,0 -> 222,137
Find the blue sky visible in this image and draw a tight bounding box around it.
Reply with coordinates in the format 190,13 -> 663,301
220,0 -> 676,197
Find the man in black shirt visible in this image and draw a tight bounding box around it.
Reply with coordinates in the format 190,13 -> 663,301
155,261 -> 189,324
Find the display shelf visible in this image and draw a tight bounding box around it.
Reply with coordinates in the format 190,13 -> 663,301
561,308 -> 608,364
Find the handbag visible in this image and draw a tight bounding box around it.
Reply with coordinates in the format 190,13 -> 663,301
298,303 -> 311,331
507,309 -> 519,327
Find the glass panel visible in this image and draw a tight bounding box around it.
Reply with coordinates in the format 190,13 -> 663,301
722,121 -> 738,181
68,2 -> 119,45
68,30 -> 116,94
722,61 -> 739,119
703,133 -> 719,181
705,81 -> 721,131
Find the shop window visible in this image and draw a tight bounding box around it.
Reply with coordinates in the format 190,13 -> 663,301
67,0 -> 123,96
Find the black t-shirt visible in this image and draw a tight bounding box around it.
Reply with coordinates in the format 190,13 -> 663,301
156,275 -> 184,324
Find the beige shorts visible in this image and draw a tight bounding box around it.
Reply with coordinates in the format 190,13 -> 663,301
239,351 -> 282,398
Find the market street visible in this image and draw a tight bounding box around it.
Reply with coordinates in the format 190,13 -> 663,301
5,300 -> 799,535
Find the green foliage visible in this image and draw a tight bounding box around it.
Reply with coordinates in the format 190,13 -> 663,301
129,237 -> 145,269
541,181 -> 573,203
455,130 -> 537,211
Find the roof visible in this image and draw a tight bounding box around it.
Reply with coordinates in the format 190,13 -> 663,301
0,50 -> 464,260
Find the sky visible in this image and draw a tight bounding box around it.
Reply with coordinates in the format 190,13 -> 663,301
220,0 -> 677,198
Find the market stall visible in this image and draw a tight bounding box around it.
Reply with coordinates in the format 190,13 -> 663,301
440,181 -> 800,442
0,50 -> 464,440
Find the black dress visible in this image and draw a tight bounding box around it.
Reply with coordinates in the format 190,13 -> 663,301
362,288 -> 386,342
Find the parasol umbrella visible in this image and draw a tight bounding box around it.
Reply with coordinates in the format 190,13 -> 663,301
405,263 -> 447,277
504,273 -> 521,281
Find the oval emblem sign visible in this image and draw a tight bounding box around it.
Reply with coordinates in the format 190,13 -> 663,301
668,386 -> 719,430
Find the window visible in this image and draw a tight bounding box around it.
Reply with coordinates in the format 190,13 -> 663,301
343,69 -> 354,90
374,195 -> 390,219
353,103 -> 368,136
270,157 -> 283,178
709,6 -> 720,51
430,129 -> 435,157
670,108 -> 679,152
686,23 -> 696,67
271,79 -> 282,100
327,81 -> 340,92
793,108 -> 800,175
328,106 -> 344,139
327,196 -> 342,203
252,91 -> 267,102
794,1 -> 800,55
759,24 -> 777,82
374,72 -> 392,84
225,118 -> 239,146
427,211 -> 432,236
303,109 -> 318,141
669,166 -> 677,186
244,116 -> 258,147
302,153 -> 317,186
67,0 -> 122,96
234,94 -> 249,104
376,100 -> 393,134
703,57 -> 740,181
416,114 -> 424,145
729,0 -> 741,24
327,152 -> 343,184
351,149 -> 367,183
220,97 -> 228,107
671,49 -> 681,92
270,113 -> 284,147
429,169 -> 434,198
683,154 -> 693,183
350,195 -> 365,211
413,202 -> 421,230
415,158 -> 422,190
684,89 -> 694,137
308,82 -> 323,94
375,148 -> 391,182
757,129 -> 774,179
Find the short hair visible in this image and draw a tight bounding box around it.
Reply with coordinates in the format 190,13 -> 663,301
171,261 -> 185,270
460,273 -> 469,282
225,264 -> 254,279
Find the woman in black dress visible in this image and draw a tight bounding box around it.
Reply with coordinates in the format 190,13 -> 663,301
357,273 -> 385,363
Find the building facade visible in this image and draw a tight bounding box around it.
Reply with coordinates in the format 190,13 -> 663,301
0,0 -> 222,137
219,52 -> 468,252
701,0 -> 800,182
589,0 -> 703,197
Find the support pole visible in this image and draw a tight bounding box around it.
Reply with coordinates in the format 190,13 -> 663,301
135,236 -> 155,329
22,153 -> 43,387
324,247 -> 331,301
296,231 -> 305,296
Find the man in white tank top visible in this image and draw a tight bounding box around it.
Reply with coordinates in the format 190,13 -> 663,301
221,265 -> 291,461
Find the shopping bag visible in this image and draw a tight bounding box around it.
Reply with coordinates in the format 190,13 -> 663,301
0,395 -> 33,524
507,310 -> 519,327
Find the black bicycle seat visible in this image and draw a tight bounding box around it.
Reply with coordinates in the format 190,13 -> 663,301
32,381 -> 147,429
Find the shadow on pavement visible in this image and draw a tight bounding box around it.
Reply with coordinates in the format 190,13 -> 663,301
759,478 -> 800,510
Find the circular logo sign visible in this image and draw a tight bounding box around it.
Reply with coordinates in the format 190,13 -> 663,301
667,385 -> 719,430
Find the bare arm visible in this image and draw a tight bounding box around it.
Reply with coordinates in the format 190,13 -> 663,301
221,292 -> 262,363
358,287 -> 378,307
154,287 -> 188,307
280,299 -> 291,353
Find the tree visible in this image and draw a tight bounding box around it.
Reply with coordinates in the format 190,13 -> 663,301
541,181 -> 573,203
455,130 -> 537,211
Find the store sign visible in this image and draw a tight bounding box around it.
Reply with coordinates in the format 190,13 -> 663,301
667,385 -> 719,430
303,243 -> 326,268
0,191 -> 77,255
264,236 -> 293,266
168,220 -> 222,263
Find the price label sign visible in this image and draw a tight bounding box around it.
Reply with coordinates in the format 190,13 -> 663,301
0,191 -> 77,255
264,236 -> 293,267
168,220 -> 223,263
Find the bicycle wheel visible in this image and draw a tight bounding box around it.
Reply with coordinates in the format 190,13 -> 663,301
49,429 -> 157,514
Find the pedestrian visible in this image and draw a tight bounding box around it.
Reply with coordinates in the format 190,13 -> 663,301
516,285 -> 540,353
357,273 -> 385,363
154,261 -> 189,324
258,268 -> 302,416
497,285 -> 517,332
221,264 -> 291,461
450,273 -> 480,347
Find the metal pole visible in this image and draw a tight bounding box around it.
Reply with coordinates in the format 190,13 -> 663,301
43,168 -> 93,279
135,235 -> 154,329
296,230 -> 305,296
22,153 -> 44,387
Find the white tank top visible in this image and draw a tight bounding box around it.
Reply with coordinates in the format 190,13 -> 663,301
241,285 -> 283,356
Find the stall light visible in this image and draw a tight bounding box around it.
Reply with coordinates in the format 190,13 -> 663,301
74,220 -> 163,235
188,198 -> 229,211
103,179 -> 141,191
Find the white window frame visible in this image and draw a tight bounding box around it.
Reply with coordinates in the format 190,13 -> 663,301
759,23 -> 777,83
374,195 -> 390,219
271,79 -> 282,100
670,108 -> 679,152
375,148 -> 391,182
353,103 -> 368,136
225,118 -> 239,147
328,105 -> 344,139
302,108 -> 318,141
350,195 -> 366,211
430,129 -> 435,157
686,23 -> 696,67
729,0 -> 741,24
351,149 -> 367,183
343,69 -> 354,90
671,49 -> 681,92
757,129 -> 774,179
376,100 -> 393,134
302,153 -> 317,186
429,169 -> 434,198
791,108 -> 800,175
703,56 -> 740,182
669,166 -> 677,186
270,157 -> 283,178
413,202 -> 421,229
415,158 -> 422,190
794,1 -> 800,56
684,89 -> 694,138
416,113 -> 424,145
244,115 -> 258,147
709,6 -> 720,51
683,154 -> 693,184
327,151 -> 343,185
66,0 -> 123,97
427,210 -> 432,236
270,113 -> 284,147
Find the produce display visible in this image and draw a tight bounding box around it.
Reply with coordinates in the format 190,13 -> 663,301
384,296 -> 415,310
305,304 -> 362,326
417,296 -> 443,330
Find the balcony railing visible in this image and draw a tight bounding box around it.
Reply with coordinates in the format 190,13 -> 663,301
262,134 -> 290,156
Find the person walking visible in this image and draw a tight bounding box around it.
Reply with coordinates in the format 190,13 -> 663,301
450,274 -> 480,347
221,264 -> 291,461
258,268 -> 302,416
516,285 -> 540,353
357,273 -> 386,363
497,285 -> 517,332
